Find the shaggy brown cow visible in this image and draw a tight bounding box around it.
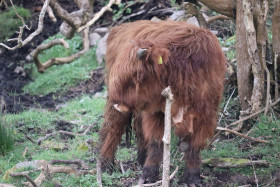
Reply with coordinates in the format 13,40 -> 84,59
99,20 -> 226,186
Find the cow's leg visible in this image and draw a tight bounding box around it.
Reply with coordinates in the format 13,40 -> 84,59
133,113 -> 147,166
139,112 -> 164,184
99,100 -> 132,171
183,147 -> 202,186
175,113 -> 216,186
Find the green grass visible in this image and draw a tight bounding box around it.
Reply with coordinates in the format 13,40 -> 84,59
0,95 -> 106,185
201,115 -> 280,185
23,34 -> 99,96
0,121 -> 14,155
0,6 -> 31,41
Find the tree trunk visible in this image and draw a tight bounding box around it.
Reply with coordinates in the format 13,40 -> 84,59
236,0 -> 252,112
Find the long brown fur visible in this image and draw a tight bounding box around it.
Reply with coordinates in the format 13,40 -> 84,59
99,20 -> 226,184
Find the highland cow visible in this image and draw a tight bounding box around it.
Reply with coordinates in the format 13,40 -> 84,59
99,20 -> 226,186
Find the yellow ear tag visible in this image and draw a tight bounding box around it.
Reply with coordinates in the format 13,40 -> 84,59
158,56 -> 163,64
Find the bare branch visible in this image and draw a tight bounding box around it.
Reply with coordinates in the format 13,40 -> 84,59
47,6 -> 57,22
161,86 -> 173,187
10,173 -> 38,187
216,127 -> 269,143
77,0 -> 120,32
33,27 -> 90,73
0,0 -> 50,50
198,0 -> 236,19
49,0 -> 76,28
207,14 -> 231,23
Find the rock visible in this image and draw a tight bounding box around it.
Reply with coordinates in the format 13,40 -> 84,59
151,16 -> 161,22
169,10 -> 186,21
186,16 -> 199,27
14,66 -> 26,77
94,27 -> 109,37
96,33 -> 108,64
89,32 -> 101,47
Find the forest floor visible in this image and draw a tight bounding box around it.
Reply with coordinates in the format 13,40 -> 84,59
1,1 -> 280,187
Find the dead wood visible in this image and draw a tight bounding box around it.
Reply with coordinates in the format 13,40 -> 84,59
96,159 -> 103,187
0,0 -> 50,50
161,86 -> 173,187
216,127 -> 269,143
37,122 -> 96,145
198,0 -> 236,19
207,97 -> 280,148
10,173 -> 38,187
8,159 -> 86,187
77,0 -> 120,32
202,158 -> 269,168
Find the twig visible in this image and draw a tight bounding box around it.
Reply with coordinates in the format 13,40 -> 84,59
216,127 -> 269,143
77,0 -> 120,32
207,15 -> 231,23
96,159 -> 103,187
0,0 -> 50,50
250,156 -> 259,187
81,122 -> 96,135
134,167 -> 178,187
119,161 -> 125,174
10,173 -> 38,187
274,54 -> 279,100
25,135 -> 37,144
218,88 -> 236,124
161,86 -> 173,187
207,97 -> 280,148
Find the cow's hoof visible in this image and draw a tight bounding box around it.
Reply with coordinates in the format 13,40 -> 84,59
183,168 -> 202,186
140,166 -> 159,184
100,159 -> 115,173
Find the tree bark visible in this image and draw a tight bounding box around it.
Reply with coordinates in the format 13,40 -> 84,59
236,0 -> 252,111
272,0 -> 280,99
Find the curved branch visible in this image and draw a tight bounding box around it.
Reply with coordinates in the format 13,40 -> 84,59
198,0 -> 236,19
77,0 -> 120,32
0,0 -> 50,50
207,15 -> 231,23
33,28 -> 90,73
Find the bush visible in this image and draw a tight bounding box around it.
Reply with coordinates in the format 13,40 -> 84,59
0,122 -> 14,155
0,6 -> 31,41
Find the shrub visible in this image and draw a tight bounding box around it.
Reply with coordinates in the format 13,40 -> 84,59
0,6 -> 31,41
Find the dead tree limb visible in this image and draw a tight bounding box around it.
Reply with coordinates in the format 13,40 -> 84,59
0,0 -> 50,50
216,127 -> 269,143
161,86 -> 174,187
96,159 -> 103,187
207,14 -> 231,23
10,173 -> 38,187
202,158 -> 269,168
77,0 -> 120,32
207,97 -> 280,148
33,27 -> 89,73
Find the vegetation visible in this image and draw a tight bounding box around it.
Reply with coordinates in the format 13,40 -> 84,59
0,6 -> 31,41
23,34 -> 99,95
0,120 -> 14,155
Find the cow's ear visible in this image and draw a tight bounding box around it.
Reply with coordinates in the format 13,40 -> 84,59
151,47 -> 170,65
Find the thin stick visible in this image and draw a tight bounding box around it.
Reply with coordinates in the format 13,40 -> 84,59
10,173 -> 38,187
161,86 -> 173,187
218,88 -> 236,124
216,127 -> 269,143
97,159 -> 103,187
250,156 -> 259,187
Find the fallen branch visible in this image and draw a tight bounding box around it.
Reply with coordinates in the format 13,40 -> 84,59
207,97 -> 280,148
216,127 -> 269,143
10,173 -> 38,187
33,27 -> 89,73
77,0 -> 120,32
7,159 -> 85,187
96,159 -> 103,187
134,167 -> 178,187
37,122 -> 96,144
202,158 -> 269,168
207,14 -> 231,23
0,0 -> 50,50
